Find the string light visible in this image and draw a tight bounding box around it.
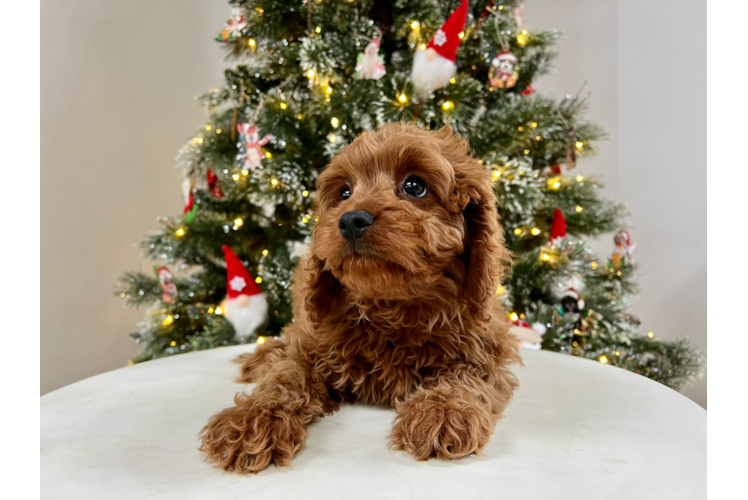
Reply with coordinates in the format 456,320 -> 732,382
279,102 -> 288,110
233,217 -> 243,227
523,149 -> 530,155
410,21 -> 420,30
599,355 -> 609,364
496,284 -> 505,296
208,307 -> 214,313
397,94 -> 408,104
441,100 -> 454,111
325,86 -> 333,95
163,315 -> 174,326
248,38 -> 256,48
418,43 -> 427,50
214,306 -> 223,315
315,26 -> 321,34
615,351 -> 621,356
262,249 -> 269,256
548,177 -> 562,190
205,125 -> 212,131
306,69 -> 315,79
449,77 -> 456,84
170,340 -> 177,346
302,190 -> 309,197
328,134 -> 337,143
575,205 -> 583,212
255,276 -> 263,283
191,137 -> 203,145
530,122 -> 538,128
576,175 -> 585,182
270,178 -> 279,186
541,252 -> 551,261
232,173 -> 240,181
517,30 -> 529,46
458,31 -> 465,39
530,227 -> 541,236
257,336 -> 266,344
216,128 -> 222,134
331,117 -> 339,127
648,331 -> 654,338
518,126 -> 524,131
509,312 -> 519,322
241,169 -> 249,176
513,228 -> 523,235
264,151 -> 272,159
575,141 -> 585,151
493,170 -> 501,180
175,227 -> 186,237
590,261 -> 598,270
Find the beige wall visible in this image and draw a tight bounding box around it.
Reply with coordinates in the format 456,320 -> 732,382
41,0 -> 228,394
41,1 -> 706,407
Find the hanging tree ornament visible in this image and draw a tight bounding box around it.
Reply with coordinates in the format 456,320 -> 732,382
355,29 -> 386,80
216,7 -> 247,42
512,4 -> 526,29
236,97 -> 271,171
487,12 -> 519,90
182,174 -> 198,223
609,230 -> 637,271
411,0 -> 469,95
154,266 -> 179,304
206,169 -> 223,199
220,245 -> 268,340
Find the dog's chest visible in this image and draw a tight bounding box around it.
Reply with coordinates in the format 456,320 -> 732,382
316,324 -> 456,405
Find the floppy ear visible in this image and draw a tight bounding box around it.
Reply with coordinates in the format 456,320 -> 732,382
459,167 -> 510,310
303,254 -> 341,326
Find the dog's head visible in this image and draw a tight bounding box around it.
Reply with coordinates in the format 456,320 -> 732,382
306,123 -> 508,320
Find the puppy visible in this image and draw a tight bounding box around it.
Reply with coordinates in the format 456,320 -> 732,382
199,123 -> 520,474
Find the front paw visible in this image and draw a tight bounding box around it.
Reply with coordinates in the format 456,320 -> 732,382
199,397 -> 305,473
389,390 -> 495,460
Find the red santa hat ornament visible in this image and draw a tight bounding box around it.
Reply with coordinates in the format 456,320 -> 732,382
221,245 -> 268,339
562,287 -> 585,311
549,208 -> 567,246
411,0 -> 469,95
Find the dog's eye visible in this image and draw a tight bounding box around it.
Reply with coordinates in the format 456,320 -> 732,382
340,186 -> 351,201
403,176 -> 428,198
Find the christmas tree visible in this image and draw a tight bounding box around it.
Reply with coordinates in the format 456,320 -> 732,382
117,0 -> 702,390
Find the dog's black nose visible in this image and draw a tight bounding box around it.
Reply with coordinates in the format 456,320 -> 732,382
339,210 -> 374,242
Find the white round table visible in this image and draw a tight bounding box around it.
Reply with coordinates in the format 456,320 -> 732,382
41,345 -> 705,499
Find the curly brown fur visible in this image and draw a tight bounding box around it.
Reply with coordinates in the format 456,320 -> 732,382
200,123 -> 521,473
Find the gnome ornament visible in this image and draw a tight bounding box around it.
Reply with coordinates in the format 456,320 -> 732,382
154,266 -> 178,304
217,7 -> 246,42
548,208 -> 567,246
489,50 -> 519,89
610,230 -> 637,270
237,123 -> 271,171
411,0 -> 468,95
356,35 -> 386,80
220,245 -> 268,340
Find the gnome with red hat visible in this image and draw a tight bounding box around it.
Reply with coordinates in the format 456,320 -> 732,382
548,208 -> 567,246
220,245 -> 268,340
411,0 -> 468,95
